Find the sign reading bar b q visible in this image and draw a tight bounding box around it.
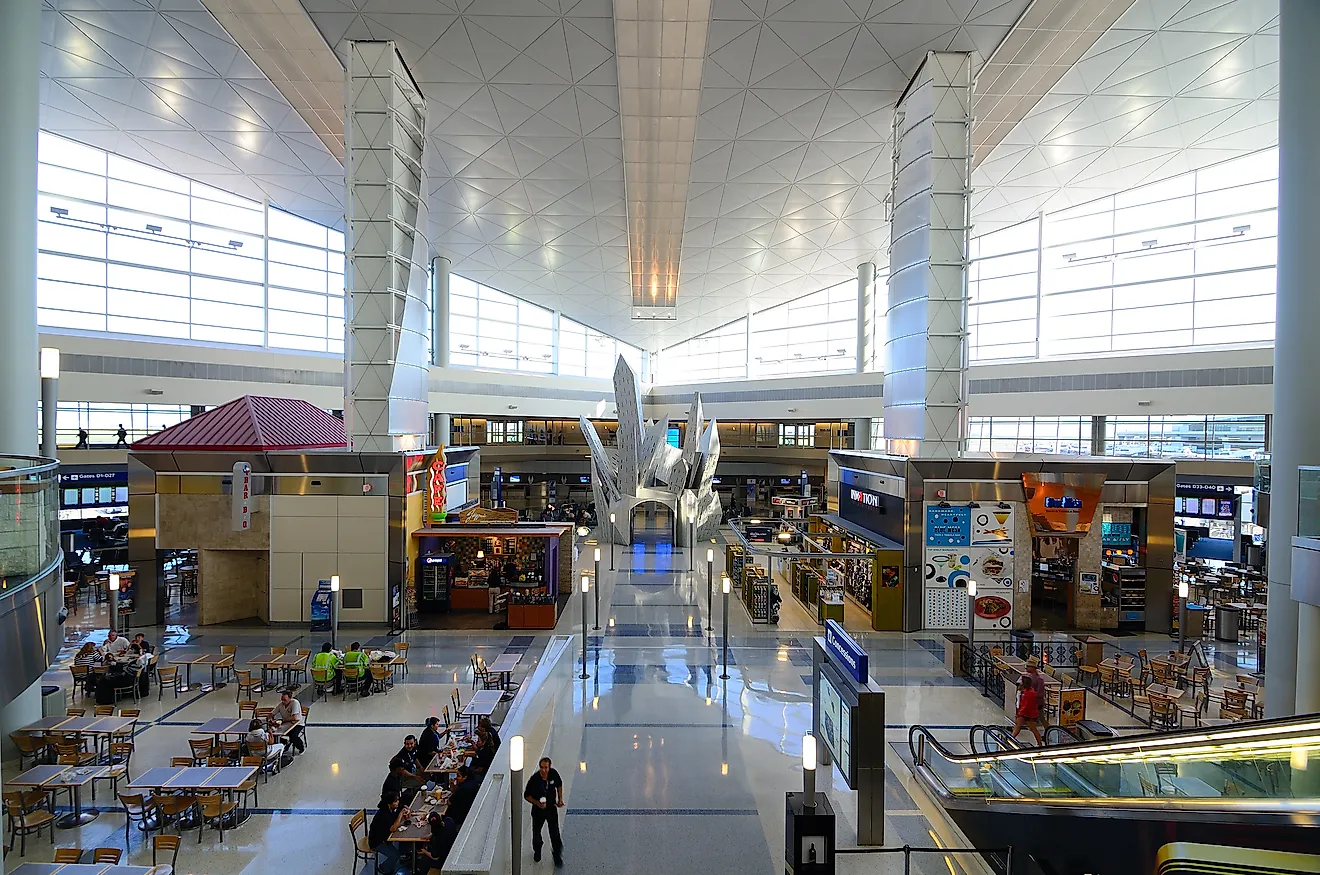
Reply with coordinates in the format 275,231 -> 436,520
231,462 -> 251,531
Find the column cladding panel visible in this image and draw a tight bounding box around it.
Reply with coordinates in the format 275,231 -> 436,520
883,52 -> 971,458
346,41 -> 430,453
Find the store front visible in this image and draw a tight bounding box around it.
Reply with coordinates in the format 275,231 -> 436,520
411,524 -> 573,630
827,453 -> 1176,634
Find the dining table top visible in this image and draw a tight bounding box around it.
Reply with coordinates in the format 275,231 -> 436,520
1147,683 -> 1185,700
486,653 -> 521,673
127,764 -> 257,791
7,763 -> 110,788
8,864 -> 165,874
169,652 -> 233,666
16,715 -> 136,735
461,689 -> 504,717
194,717 -> 252,735
391,794 -> 449,843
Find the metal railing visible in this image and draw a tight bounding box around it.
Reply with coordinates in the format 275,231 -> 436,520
836,844 -> 1013,875
0,455 -> 60,599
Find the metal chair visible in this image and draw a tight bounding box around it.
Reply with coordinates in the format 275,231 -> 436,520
235,669 -> 260,702
93,848 -> 123,864
54,848 -> 83,863
157,666 -> 180,700
2,793 -> 55,856
349,809 -> 376,875
188,737 -> 215,765
94,705 -> 115,717
154,834 -> 182,867
119,793 -> 156,846
196,793 -> 238,843
10,732 -> 49,769
155,794 -> 198,835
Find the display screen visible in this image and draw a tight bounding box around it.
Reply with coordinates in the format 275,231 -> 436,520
817,671 -> 851,785
114,487 -> 128,503
81,488 -> 95,505
64,489 -> 78,505
667,427 -> 680,448
1201,498 -> 1216,516
508,475 -> 522,483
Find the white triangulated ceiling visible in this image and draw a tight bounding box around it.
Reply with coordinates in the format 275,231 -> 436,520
38,0 -> 1280,351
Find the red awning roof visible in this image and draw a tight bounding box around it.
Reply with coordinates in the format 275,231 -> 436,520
132,395 -> 347,452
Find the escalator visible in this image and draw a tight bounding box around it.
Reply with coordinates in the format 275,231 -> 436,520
908,715 -> 1320,874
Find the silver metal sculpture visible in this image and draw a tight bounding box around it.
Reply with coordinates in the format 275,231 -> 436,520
581,357 -> 722,546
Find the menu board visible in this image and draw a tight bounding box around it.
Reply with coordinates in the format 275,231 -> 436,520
923,503 -> 1016,630
925,506 -> 971,546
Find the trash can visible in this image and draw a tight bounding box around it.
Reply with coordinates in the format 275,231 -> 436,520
1010,629 -> 1035,658
1216,605 -> 1242,642
40,684 -> 65,718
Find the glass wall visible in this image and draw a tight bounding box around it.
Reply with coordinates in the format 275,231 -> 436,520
749,280 -> 857,378
655,318 -> 748,384
558,316 -> 644,380
968,148 -> 1278,363
45,402 -> 194,448
1106,415 -> 1266,460
966,416 -> 1092,455
37,131 -> 345,354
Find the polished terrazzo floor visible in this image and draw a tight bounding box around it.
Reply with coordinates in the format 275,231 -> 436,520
2,530 -> 1257,874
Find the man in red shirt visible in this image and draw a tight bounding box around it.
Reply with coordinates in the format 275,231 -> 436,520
1011,675 -> 1043,744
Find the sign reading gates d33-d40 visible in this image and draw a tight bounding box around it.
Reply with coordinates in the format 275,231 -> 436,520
231,461 -> 251,531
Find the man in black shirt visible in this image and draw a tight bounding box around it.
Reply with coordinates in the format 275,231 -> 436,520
368,790 -> 409,875
478,716 -> 501,749
523,756 -> 564,866
382,747 -> 423,806
416,810 -> 457,872
417,717 -> 444,767
446,766 -> 480,825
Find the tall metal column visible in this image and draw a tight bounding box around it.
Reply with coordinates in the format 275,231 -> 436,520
856,262 -> 875,373
1090,416 -> 1107,456
431,255 -> 450,366
1273,0 -> 1320,717
0,0 -> 39,458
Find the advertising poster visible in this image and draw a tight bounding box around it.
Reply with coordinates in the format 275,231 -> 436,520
924,504 -> 1015,630
817,671 -> 851,784
1059,688 -> 1086,727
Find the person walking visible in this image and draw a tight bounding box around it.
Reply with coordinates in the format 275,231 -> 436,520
523,756 -> 564,866
75,428 -> 89,449
1010,675 -> 1043,745
115,424 -> 128,447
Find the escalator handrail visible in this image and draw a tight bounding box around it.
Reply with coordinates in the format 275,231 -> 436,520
1043,725 -> 1081,747
969,724 -> 1023,755
915,711 -> 1320,767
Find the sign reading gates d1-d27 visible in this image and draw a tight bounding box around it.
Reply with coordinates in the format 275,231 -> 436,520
231,462 -> 251,531
824,619 -> 869,684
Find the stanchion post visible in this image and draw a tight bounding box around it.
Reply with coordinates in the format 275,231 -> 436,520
510,735 -> 524,875
593,548 -> 601,630
802,733 -> 816,809
720,575 -> 731,679
580,575 -> 590,679
706,548 -> 715,631
108,573 -> 120,635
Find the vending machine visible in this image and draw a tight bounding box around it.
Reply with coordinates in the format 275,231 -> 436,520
418,553 -> 456,614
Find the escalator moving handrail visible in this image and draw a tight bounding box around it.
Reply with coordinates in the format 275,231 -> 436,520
969,724 -> 1023,755
914,711 -> 1320,767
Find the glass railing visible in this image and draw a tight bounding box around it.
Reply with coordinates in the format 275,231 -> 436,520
0,455 -> 61,595
911,716 -> 1320,804
1299,466 -> 1320,538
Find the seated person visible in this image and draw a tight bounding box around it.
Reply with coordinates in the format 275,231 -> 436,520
269,689 -> 306,754
472,727 -> 497,773
382,751 -> 423,806
102,629 -> 130,660
445,766 -> 481,825
73,642 -> 101,693
245,718 -> 284,764
312,642 -> 343,695
343,641 -> 371,695
417,716 -> 444,766
368,790 -> 410,875
132,632 -> 154,654
415,811 -> 458,873
477,716 -> 501,750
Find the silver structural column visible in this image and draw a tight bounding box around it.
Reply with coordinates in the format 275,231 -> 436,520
40,374 -> 57,460
1091,416 -> 1107,456
0,0 -> 40,458
1274,0 -> 1320,717
856,261 -> 876,373
431,255 -> 450,366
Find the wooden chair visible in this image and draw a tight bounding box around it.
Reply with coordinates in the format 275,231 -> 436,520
92,741 -> 134,800
1138,773 -> 1160,797
54,847 -> 83,862
255,706 -> 275,723
1073,649 -> 1098,687
1220,688 -> 1251,721
120,793 -> 156,846
237,757 -> 262,809
369,664 -> 391,695
66,707 -> 86,717
239,700 -> 258,722
395,641 -> 410,678
1043,685 -> 1062,724
310,666 -> 334,701
1153,762 -> 1179,793
157,666 -> 180,700
94,705 -> 115,716
70,664 -> 91,697
196,793 -> 238,842
154,834 -> 182,867
116,708 -> 141,744
2,793 -> 56,856
270,646 -> 287,657
218,645 -> 238,683
301,703 -> 312,746
341,665 -> 364,700
188,737 -> 215,765
290,649 -> 312,685
54,741 -> 96,767
1149,693 -> 1179,730
1098,664 -> 1119,696
349,808 -> 376,875
207,756 -> 230,768
235,669 -> 260,702
246,739 -> 277,776
155,794 -> 197,834
171,756 -> 194,767
93,848 -> 123,864
10,732 -> 49,769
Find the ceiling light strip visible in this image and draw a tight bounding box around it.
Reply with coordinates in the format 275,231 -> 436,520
614,0 -> 711,320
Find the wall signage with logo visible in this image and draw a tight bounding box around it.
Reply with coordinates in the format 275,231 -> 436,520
824,619 -> 869,684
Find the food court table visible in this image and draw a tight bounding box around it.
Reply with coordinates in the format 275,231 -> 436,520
7,763 -> 109,827
8,864 -> 164,874
128,765 -> 257,827
460,690 -> 504,728
391,790 -> 450,870
246,653 -> 306,690
194,717 -> 252,743
15,715 -> 137,762
486,653 -> 521,698
169,652 -> 234,692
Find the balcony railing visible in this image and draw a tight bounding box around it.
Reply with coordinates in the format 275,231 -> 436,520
0,455 -> 61,597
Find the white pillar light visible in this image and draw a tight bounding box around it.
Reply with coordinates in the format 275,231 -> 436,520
1178,577 -> 1189,653
330,575 -> 341,649
40,347 -> 59,379
108,573 -> 120,592
108,573 -> 120,635
510,735 -> 525,772
720,575 -> 731,680
593,548 -> 601,631
510,734 -> 525,875
580,575 -> 590,679
594,548 -> 601,562
802,733 -> 817,809
966,580 -> 977,656
706,548 -> 715,632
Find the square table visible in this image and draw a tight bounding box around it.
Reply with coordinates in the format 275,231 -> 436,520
195,717 -> 251,743
486,653 -> 522,698
7,763 -> 107,827
391,792 -> 450,870
127,766 -> 184,790
247,654 -> 295,691
460,690 -> 504,728
17,715 -> 76,733
171,652 -> 233,692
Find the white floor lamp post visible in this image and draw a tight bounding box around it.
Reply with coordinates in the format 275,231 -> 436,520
510,735 -> 524,875
1178,577 -> 1189,654
966,579 -> 977,662
802,733 -> 817,809
330,574 -> 341,649
706,548 -> 715,632
609,513 -> 616,571
108,573 -> 120,635
580,575 -> 590,679
593,548 -> 601,630
720,574 -> 731,680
